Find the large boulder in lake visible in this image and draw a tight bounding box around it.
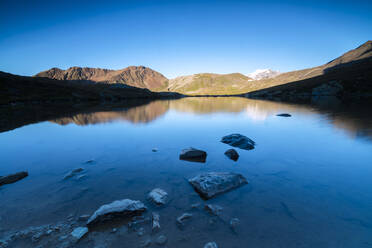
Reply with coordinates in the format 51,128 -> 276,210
179,147 -> 207,163
87,199 -> 147,226
0,171 -> 28,186
188,172 -> 248,199
221,134 -> 255,150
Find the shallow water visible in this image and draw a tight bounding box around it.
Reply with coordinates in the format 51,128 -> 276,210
1,97 -> 372,248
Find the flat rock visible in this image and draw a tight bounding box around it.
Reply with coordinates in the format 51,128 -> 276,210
148,188 -> 168,205
204,242 -> 218,248
87,199 -> 147,226
221,134 -> 255,150
188,172 -> 248,199
0,171 -> 28,186
71,227 -> 88,240
277,113 -> 291,117
179,147 -> 207,163
224,149 -> 239,161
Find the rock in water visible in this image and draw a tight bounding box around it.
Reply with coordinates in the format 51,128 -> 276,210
156,235 -> 167,245
204,242 -> 218,248
148,188 -> 168,205
204,204 -> 223,216
179,147 -> 207,163
71,227 -> 88,241
277,113 -> 291,117
87,199 -> 147,226
63,168 -> 84,180
176,213 -> 193,227
151,212 -> 160,233
0,171 -> 28,186
221,134 -> 255,150
229,218 -> 240,232
224,149 -> 239,161
188,172 -> 248,199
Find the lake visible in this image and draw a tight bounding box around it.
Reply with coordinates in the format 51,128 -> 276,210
1,97 -> 372,248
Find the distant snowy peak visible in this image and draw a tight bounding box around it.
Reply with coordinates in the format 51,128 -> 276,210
248,69 -> 281,80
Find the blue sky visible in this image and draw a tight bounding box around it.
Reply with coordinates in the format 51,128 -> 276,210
0,0 -> 371,78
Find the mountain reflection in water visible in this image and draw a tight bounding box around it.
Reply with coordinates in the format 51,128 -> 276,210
46,97 -> 372,141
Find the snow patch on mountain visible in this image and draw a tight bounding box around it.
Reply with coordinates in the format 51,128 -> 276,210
248,69 -> 281,80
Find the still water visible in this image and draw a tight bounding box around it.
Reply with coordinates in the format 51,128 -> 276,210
1,97 -> 372,248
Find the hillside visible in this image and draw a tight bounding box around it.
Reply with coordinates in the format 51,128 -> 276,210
169,73 -> 253,95
35,66 -> 169,92
0,71 -> 179,105
246,41 -> 372,100
168,41 -> 372,96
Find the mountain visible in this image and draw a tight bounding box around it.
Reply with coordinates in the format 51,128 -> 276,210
169,41 -> 372,97
35,66 -> 169,92
168,73 -> 253,95
247,41 -> 372,101
0,70 -> 179,105
248,69 -> 281,80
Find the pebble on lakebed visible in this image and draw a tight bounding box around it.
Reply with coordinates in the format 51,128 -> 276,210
148,188 -> 168,205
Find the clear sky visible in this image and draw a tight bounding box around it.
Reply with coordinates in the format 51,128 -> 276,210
0,0 -> 371,78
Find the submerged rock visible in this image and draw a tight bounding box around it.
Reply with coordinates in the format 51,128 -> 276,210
224,149 -> 239,161
63,168 -> 84,180
179,147 -> 207,163
229,218 -> 240,232
151,212 -> 160,233
0,171 -> 28,186
221,134 -> 255,150
71,227 -> 88,241
277,113 -> 291,117
204,204 -> 223,216
188,172 -> 248,199
152,148 -> 158,152
155,235 -> 167,245
87,199 -> 147,226
176,213 -> 192,227
204,242 -> 218,248
148,188 -> 168,205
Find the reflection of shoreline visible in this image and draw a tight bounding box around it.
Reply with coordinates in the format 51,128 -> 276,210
1,97 -> 371,141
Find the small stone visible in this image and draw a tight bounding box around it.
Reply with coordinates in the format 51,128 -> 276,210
63,168 -> 84,180
152,148 -> 158,152
140,239 -> 152,247
78,215 -> 90,221
204,204 -> 223,216
204,242 -> 218,248
148,188 -> 168,205
71,227 -> 88,240
111,228 -> 117,233
277,113 -> 291,117
152,212 -> 160,233
76,174 -> 87,180
224,149 -> 239,161
176,213 -> 192,226
84,159 -> 95,164
155,235 -> 167,245
179,147 -> 207,163
136,227 -> 145,236
230,218 -> 240,232
191,203 -> 201,209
